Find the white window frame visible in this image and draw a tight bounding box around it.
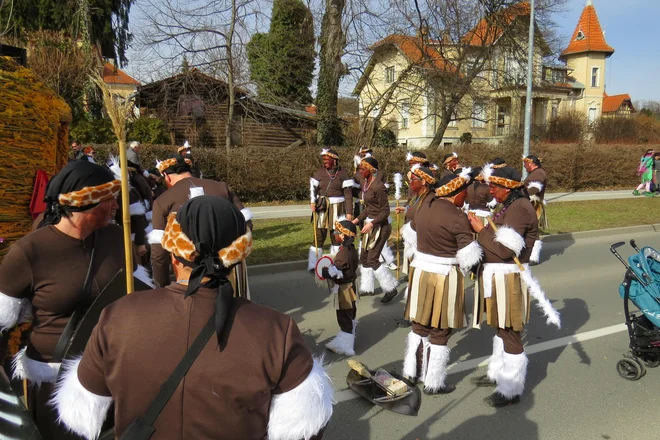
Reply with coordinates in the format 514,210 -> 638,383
400,99 -> 410,129
371,105 -> 379,118
472,102 -> 486,128
385,66 -> 395,84
591,67 -> 600,88
448,110 -> 458,128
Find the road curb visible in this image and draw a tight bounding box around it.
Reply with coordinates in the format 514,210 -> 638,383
249,223 -> 660,275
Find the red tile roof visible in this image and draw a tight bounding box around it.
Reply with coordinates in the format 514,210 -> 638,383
370,35 -> 452,72
463,2 -> 530,46
561,4 -> 614,57
602,93 -> 634,113
103,63 -> 140,86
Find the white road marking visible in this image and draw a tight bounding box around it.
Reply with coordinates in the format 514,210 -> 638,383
334,323 -> 627,403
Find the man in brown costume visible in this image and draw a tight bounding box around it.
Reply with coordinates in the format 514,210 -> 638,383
51,196 -> 334,440
524,154 -> 549,234
439,152 -> 461,178
352,157 -> 399,303
0,160 -> 141,439
309,148 -> 355,271
149,154 -> 252,291
468,165 -> 560,407
465,166 -> 496,225
321,218 -> 360,356
402,169 -> 483,395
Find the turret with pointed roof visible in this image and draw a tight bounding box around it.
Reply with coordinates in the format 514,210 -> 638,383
561,0 -> 614,59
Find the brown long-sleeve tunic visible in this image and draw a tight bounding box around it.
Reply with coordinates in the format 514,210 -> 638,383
524,168 -> 547,201
311,167 -> 353,213
150,177 -> 248,288
356,179 -> 390,227
477,196 -> 539,264
412,197 -> 474,258
466,181 -> 493,211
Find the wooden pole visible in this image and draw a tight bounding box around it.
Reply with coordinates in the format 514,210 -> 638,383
485,216 -> 525,271
313,211 -> 320,258
22,379 -> 28,409
118,140 -> 134,294
395,200 -> 400,279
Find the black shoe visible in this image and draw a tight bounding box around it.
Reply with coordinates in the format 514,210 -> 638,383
360,291 -> 376,297
423,384 -> 456,395
396,319 -> 412,328
484,392 -> 520,407
403,375 -> 418,385
309,269 -> 315,275
470,374 -> 496,387
380,289 -> 399,303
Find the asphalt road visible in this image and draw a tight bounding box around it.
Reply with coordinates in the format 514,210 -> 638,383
249,190 -> 634,219
250,229 -> 660,440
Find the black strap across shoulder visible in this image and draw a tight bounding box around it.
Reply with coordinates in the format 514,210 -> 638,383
119,314 -> 216,440
52,232 -> 98,363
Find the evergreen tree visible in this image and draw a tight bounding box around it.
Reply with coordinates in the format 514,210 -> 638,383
0,0 -> 135,66
247,0 -> 315,107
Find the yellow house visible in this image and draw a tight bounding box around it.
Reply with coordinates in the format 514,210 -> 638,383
103,61 -> 140,101
354,0 -> 630,148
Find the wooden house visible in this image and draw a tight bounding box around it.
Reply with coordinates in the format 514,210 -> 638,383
138,70 -> 316,148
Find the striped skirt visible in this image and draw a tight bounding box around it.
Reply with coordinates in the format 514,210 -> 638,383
316,200 -> 346,230
404,265 -> 467,329
472,265 -> 531,331
335,283 -> 358,310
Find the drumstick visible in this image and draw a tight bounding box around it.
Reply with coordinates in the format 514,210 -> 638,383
485,216 -> 525,272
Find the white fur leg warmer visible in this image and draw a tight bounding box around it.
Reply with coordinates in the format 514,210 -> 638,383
49,357 -> 113,440
403,332 -> 424,380
380,245 -> 395,264
326,331 -> 355,356
308,246 -> 321,272
374,264 -> 398,293
359,267 -> 375,294
423,345 -> 451,392
487,336 -> 504,381
496,352 -> 528,399
268,357 -> 334,440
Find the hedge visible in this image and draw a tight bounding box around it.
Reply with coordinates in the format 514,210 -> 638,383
91,143 -> 660,203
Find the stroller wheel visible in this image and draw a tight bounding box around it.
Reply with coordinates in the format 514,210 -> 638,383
617,358 -> 643,381
642,355 -> 660,368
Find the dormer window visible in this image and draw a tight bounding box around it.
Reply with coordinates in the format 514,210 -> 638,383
575,30 -> 585,41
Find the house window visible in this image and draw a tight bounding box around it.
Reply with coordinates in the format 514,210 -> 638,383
552,70 -> 566,83
472,102 -> 486,128
400,100 -> 410,129
588,107 -> 597,124
448,110 -> 458,128
576,30 -> 585,41
371,105 -> 379,118
385,66 -> 395,84
591,67 -> 599,87
551,102 -> 558,120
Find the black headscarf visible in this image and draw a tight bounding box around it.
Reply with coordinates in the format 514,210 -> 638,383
175,196 -> 247,344
39,160 -> 117,228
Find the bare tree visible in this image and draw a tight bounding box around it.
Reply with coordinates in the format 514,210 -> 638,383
137,0 -> 263,152
349,0 -> 567,148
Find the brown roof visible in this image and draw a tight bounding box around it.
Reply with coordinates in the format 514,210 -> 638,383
561,3 -> 614,58
103,63 -> 140,86
463,2 -> 531,46
602,93 -> 634,113
370,35 -> 452,71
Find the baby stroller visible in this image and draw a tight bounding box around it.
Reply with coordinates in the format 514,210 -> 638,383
610,240 -> 660,380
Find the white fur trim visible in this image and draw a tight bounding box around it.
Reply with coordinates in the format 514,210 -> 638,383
0,291 -> 27,331
359,266 -> 375,294
145,210 -> 153,222
394,173 -> 403,200
468,209 -> 491,218
330,246 -> 341,257
410,251 -> 455,275
184,140 -> 191,149
403,332 -> 423,380
530,195 -> 541,204
241,208 -> 253,222
353,155 -> 362,169
496,352 -> 528,399
12,347 -> 60,385
50,357 -> 113,440
328,196 -> 345,204
147,229 -> 164,245
325,331 -> 355,356
308,246 -> 321,272
527,181 -> 544,192
128,201 -> 146,216
268,357 -> 334,440
133,265 -> 155,288
487,336 -> 504,381
486,198 -> 498,209
406,152 -> 413,162
456,240 -> 483,272
374,264 -> 398,293
130,233 -> 136,241
530,240 -> 543,263
458,167 -> 472,183
494,225 -> 525,256
144,222 -> 153,235
310,178 -> 319,203
107,155 -> 122,181
423,345 -> 451,392
380,245 -> 395,265
342,179 -> 356,189
400,222 -> 417,255
328,265 -> 343,279
189,186 -> 205,199
482,163 -> 494,183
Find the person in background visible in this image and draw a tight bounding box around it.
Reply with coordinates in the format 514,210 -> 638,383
83,146 -> 96,163
68,140 -> 85,162
126,141 -> 142,168
633,149 -> 655,197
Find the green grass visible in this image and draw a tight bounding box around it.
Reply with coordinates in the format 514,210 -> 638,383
247,198 -> 660,265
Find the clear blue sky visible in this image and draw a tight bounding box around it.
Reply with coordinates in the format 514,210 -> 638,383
557,0 -> 660,102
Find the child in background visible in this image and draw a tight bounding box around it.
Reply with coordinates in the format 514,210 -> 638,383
634,149 -> 655,197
